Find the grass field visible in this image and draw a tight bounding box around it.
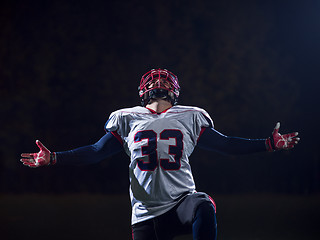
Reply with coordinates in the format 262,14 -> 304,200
1,194 -> 319,240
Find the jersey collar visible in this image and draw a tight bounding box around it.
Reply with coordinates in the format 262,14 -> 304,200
145,106 -> 172,114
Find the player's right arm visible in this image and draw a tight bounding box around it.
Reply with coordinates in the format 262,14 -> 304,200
20,132 -> 123,168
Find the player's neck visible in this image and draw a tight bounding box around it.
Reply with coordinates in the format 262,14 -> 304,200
146,99 -> 173,113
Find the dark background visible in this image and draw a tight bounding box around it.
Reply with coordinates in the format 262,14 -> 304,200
1,0 -> 320,239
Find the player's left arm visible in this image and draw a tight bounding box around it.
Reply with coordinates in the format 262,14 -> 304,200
197,122 -> 300,155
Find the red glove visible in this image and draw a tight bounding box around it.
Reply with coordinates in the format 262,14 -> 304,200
266,122 -> 300,152
20,140 -> 56,168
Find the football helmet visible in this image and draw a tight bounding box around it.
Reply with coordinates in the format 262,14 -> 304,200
138,69 -> 180,106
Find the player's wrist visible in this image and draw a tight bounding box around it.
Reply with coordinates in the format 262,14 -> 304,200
265,138 -> 275,152
49,152 -> 57,165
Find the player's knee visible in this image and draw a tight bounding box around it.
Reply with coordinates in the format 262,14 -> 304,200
195,201 -> 216,222
193,202 -> 217,240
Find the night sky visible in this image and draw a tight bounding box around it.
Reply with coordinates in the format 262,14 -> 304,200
1,0 -> 320,195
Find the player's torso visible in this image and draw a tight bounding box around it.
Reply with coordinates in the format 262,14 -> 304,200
117,107 -> 203,200
106,105 -> 212,223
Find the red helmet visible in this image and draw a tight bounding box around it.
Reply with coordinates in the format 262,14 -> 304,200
138,69 -> 180,106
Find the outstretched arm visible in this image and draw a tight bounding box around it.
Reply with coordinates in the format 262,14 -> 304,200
20,132 -> 123,168
197,122 -> 299,155
197,128 -> 266,155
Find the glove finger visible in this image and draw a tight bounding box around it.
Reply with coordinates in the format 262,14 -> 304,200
21,153 -> 35,158
289,137 -> 300,143
21,161 -> 38,168
20,158 -> 33,163
26,163 -> 39,168
283,132 -> 299,140
288,132 -> 299,137
286,143 -> 296,150
272,122 -> 280,135
20,158 -> 37,166
287,139 -> 299,147
36,140 -> 49,152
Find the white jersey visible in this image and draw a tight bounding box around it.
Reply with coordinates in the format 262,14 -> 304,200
105,105 -> 213,224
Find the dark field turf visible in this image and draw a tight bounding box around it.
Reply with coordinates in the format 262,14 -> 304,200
1,194 -> 319,240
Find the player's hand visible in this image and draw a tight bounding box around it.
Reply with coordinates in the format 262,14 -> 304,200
266,122 -> 300,152
20,140 -> 55,168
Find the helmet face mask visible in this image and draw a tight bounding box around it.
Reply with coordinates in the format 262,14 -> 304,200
138,69 -> 180,106
145,78 -> 174,91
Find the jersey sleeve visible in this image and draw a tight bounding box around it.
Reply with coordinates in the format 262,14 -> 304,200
104,110 -> 121,132
188,108 -> 213,145
192,108 -> 214,142
195,108 -> 214,129
104,110 -> 127,144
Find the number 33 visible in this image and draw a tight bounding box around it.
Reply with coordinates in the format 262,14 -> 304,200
134,129 -> 183,171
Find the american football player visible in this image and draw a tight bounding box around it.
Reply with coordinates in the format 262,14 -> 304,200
21,69 -> 300,240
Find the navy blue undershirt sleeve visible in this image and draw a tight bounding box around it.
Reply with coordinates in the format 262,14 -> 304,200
197,127 -> 267,155
55,132 -> 123,166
